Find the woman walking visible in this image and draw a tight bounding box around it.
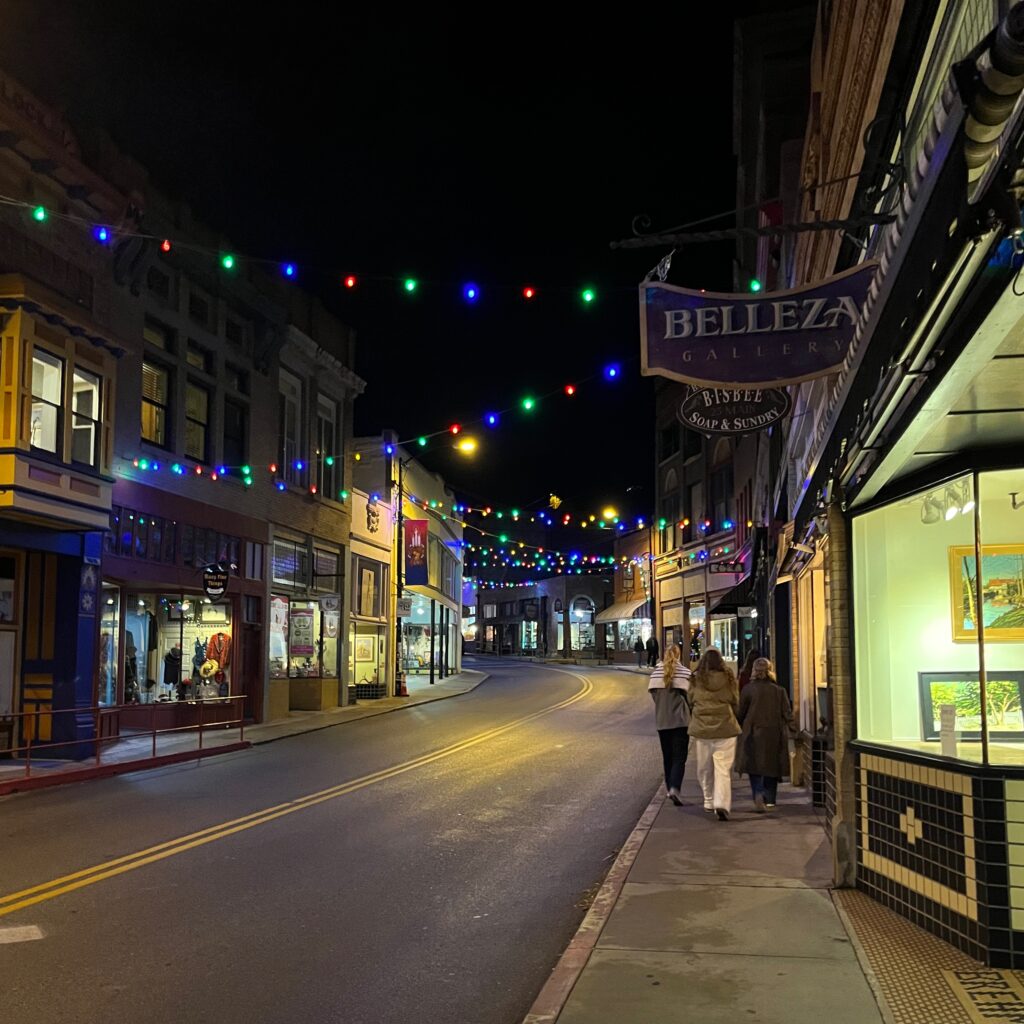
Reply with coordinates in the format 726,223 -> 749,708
737,649 -> 759,691
735,657 -> 795,812
649,644 -> 691,806
689,648 -> 740,821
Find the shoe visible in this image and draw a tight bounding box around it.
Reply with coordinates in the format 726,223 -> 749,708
668,789 -> 683,806
765,803 -> 776,809
753,794 -> 766,813
704,804 -> 715,813
715,808 -> 729,821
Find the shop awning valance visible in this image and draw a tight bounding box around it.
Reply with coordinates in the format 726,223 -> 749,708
595,596 -> 649,623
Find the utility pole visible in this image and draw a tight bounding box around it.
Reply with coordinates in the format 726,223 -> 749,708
394,453 -> 408,697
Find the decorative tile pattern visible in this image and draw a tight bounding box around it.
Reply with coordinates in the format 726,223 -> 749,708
858,754 -> 977,923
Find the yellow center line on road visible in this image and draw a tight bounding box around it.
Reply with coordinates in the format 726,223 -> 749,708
0,675 -> 593,918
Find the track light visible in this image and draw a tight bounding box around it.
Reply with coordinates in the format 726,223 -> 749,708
944,487 -> 960,521
920,493 -> 943,525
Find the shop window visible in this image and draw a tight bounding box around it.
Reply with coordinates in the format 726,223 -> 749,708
185,381 -> 209,462
272,537 -> 309,587
269,598 -> 334,678
186,341 -> 213,374
71,366 -> 101,467
570,596 -> 596,651
617,617 -> 652,652
350,621 -> 385,684
353,557 -> 383,616
141,360 -> 170,447
710,616 -> 738,660
853,474 -> 981,762
315,548 -> 340,591
99,584 -> 120,706
522,621 -> 538,651
317,396 -> 337,497
143,318 -> 173,352
30,349 -> 63,454
0,554 -> 15,628
279,367 -> 302,485
223,396 -> 248,467
123,593 -> 234,702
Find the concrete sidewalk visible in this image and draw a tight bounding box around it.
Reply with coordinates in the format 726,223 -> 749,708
526,768 -> 888,1024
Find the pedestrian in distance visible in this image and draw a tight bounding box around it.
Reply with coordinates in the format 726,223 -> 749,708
645,634 -> 659,668
689,647 -> 741,821
737,649 -> 759,691
649,644 -> 691,806
735,657 -> 796,813
633,636 -> 645,668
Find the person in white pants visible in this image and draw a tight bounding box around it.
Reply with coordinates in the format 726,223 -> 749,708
688,648 -> 741,821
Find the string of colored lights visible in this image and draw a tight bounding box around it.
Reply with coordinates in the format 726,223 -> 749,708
2,193 -> 615,306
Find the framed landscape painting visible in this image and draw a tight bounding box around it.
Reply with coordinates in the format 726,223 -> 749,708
919,671 -> 1024,741
949,545 -> 1024,642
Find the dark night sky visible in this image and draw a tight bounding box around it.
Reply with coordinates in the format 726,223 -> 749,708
0,2 -> 747,539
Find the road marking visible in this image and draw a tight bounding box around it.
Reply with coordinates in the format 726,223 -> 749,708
0,925 -> 44,943
0,675 -> 593,918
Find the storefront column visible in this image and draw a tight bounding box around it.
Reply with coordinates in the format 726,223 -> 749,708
826,501 -> 856,887
429,598 -> 436,685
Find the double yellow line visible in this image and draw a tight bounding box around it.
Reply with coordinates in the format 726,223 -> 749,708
0,675 -> 593,919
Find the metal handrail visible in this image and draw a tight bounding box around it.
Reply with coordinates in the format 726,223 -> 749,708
0,695 -> 247,781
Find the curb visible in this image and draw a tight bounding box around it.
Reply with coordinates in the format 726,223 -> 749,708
522,785 -> 664,1024
249,671 -> 491,746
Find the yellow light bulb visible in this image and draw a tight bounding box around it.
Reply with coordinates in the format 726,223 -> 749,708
602,507 -> 617,519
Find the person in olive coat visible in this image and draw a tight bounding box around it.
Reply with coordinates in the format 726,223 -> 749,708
689,648 -> 741,820
735,657 -> 796,812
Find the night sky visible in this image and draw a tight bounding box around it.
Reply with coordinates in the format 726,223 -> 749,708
0,3 -> 746,541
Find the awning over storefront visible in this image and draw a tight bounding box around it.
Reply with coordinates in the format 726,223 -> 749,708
709,572 -> 754,615
595,596 -> 649,623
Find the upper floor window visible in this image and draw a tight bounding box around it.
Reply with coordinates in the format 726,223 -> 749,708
146,266 -> 171,300
141,360 -> 170,447
188,290 -> 211,329
71,367 -> 101,466
225,318 -> 246,347
659,424 -> 679,461
223,396 -> 248,467
225,362 -> 249,394
143,318 -> 173,352
30,349 -> 63,453
186,340 -> 213,374
317,395 -> 337,497
279,367 -> 302,485
184,381 -> 210,463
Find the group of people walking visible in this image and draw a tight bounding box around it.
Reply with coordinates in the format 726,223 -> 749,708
649,645 -> 794,818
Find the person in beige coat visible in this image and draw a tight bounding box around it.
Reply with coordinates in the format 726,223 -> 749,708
688,647 -> 741,820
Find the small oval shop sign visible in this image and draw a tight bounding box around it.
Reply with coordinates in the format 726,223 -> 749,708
678,387 -> 791,435
203,569 -> 229,600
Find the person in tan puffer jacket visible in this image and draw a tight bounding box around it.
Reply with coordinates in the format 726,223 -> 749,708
688,647 -> 741,820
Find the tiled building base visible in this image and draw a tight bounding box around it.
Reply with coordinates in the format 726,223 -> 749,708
835,888 -> 990,1024
855,746 -> 1024,967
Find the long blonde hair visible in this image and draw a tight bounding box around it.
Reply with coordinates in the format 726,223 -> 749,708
662,644 -> 682,687
751,657 -> 777,683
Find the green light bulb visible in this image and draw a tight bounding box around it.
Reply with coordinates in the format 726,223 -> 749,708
243,476 -> 253,486
339,489 -> 349,500
581,288 -> 595,303
32,205 -> 46,222
521,396 -> 535,412
417,436 -> 427,447
749,278 -> 762,293
221,254 -> 235,270
404,278 -> 417,293
325,455 -> 335,466
241,464 -> 251,475
658,517 -> 667,529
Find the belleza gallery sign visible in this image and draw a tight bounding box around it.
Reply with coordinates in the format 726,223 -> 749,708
640,263 -> 875,388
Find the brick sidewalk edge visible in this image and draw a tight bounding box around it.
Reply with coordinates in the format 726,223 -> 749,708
522,785 -> 665,1024
831,892 -> 898,1024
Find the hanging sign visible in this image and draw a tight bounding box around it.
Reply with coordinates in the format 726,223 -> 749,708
405,520 -> 429,586
640,263 -> 876,387
678,386 -> 791,434
289,607 -> 315,656
203,569 -> 229,600
397,597 -> 413,617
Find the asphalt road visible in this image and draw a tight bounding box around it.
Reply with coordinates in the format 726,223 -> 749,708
0,660 -> 660,1024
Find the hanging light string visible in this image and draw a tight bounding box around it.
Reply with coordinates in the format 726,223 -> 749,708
4,192 -> 614,304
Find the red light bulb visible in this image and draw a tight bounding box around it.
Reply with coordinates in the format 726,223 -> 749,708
564,384 -> 576,396
194,466 -> 203,475
161,239 -> 172,253
450,423 -> 461,435
522,286 -> 535,299
344,275 -> 356,289
269,462 -> 278,473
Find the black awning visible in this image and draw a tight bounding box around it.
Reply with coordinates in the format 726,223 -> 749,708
709,572 -> 755,615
